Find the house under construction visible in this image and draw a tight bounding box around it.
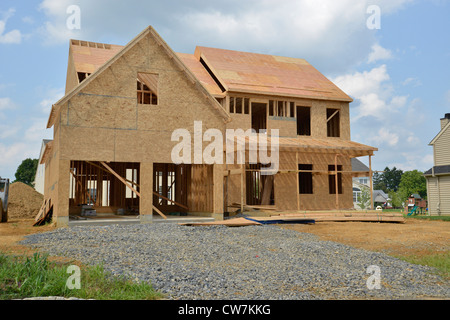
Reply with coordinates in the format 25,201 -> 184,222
41,26 -> 377,227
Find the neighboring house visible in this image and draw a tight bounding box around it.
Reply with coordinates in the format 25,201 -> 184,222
351,158 -> 391,209
424,113 -> 450,215
373,190 -> 389,207
34,139 -> 52,194
351,158 -> 370,208
41,26 -> 377,227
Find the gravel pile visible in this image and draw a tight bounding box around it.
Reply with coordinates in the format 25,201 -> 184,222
20,223 -> 449,300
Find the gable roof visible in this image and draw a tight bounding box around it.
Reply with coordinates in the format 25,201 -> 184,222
351,158 -> 370,172
429,120 -> 450,145
47,26 -> 231,128
194,46 -> 353,102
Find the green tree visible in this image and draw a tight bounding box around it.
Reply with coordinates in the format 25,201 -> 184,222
373,167 -> 403,193
14,158 -> 39,186
398,170 -> 427,201
358,187 -> 371,210
383,167 -> 403,191
388,190 -> 403,208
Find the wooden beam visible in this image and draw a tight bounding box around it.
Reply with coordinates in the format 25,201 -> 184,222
240,164 -> 244,213
152,191 -> 188,210
296,151 -> 300,211
100,162 -> 141,196
327,109 -> 339,122
369,155 -> 374,210
335,154 -> 339,210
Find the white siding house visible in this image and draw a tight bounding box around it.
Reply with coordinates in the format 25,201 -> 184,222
424,113 -> 450,215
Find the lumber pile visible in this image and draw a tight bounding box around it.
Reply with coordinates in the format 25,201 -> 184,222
273,211 -> 405,223
33,199 -> 53,226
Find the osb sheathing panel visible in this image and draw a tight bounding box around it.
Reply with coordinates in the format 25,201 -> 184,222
226,114 -> 251,131
65,47 -> 79,94
224,151 -> 354,211
225,163 -> 244,209
56,160 -> 71,217
67,94 -> 137,129
139,162 -> 153,216
295,152 -> 353,210
274,152 -> 298,211
268,117 -> 297,137
310,100 -> 350,140
58,32 -> 226,165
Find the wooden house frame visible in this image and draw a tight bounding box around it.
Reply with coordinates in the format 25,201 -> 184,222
42,26 -> 377,227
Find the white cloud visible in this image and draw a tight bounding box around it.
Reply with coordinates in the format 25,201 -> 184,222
0,8 -> 22,44
367,43 -> 393,63
39,88 -> 64,114
402,77 -> 422,87
36,0 -> 412,73
369,128 -> 399,147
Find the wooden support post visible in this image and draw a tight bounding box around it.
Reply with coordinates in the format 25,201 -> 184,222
369,155 -> 374,210
296,151 -> 300,211
240,164 -> 244,213
335,154 -> 339,210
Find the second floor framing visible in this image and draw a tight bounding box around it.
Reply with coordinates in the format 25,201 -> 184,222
221,93 -> 350,140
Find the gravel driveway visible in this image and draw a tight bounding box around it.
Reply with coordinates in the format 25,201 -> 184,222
20,223 -> 450,300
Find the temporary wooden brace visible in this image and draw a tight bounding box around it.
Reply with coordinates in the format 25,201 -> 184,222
99,161 -> 167,219
369,155 -> 374,210
326,109 -> 340,122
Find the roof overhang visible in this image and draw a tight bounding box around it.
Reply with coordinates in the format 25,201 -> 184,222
225,135 -> 377,158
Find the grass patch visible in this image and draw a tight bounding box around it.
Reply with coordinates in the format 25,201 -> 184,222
396,252 -> 450,279
405,215 -> 450,222
0,252 -> 164,300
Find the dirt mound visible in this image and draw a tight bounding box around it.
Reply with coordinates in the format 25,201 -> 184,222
7,182 -> 44,219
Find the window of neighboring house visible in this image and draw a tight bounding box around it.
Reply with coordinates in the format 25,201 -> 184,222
353,187 -> 361,202
137,73 -> 158,105
359,178 -> 368,185
297,106 -> 311,136
77,72 -> 91,83
328,164 -> 343,194
299,164 -> 313,194
327,108 -> 340,137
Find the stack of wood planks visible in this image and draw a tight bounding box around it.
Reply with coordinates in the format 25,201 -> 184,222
272,211 -> 405,223
33,199 -> 53,226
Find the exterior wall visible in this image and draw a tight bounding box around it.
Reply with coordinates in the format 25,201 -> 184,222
225,93 -> 351,140
434,127 -> 450,166
65,46 -> 79,94
47,32 -> 227,223
426,175 -> 450,215
296,152 -> 353,211
225,151 -> 353,211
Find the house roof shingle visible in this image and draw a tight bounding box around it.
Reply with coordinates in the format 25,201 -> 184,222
424,165 -> 450,176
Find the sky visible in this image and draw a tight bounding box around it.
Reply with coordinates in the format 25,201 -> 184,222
0,0 -> 449,180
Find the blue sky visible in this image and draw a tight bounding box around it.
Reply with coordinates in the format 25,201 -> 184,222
0,0 -> 449,180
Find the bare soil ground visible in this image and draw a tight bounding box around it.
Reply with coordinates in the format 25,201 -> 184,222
281,219 -> 449,258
